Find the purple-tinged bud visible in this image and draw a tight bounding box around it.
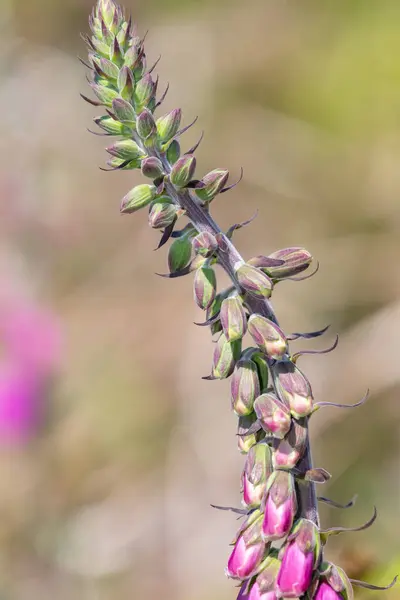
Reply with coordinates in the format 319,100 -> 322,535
248,315 -> 288,360
117,65 -> 134,101
195,168 -> 230,203
272,419 -> 307,470
242,443 -> 272,508
262,471 -> 296,541
193,266 -> 217,310
238,581 -> 278,600
192,231 -> 218,258
106,138 -> 144,160
227,512 -> 267,580
318,563 -> 353,600
136,108 -> 156,139
273,361 -> 313,419
120,184 -> 156,214
166,139 -> 181,165
156,108 -> 182,143
221,296 -> 247,342
170,154 -> 197,188
112,97 -> 136,124
95,56 -> 119,80
255,553 -> 281,598
277,519 -> 320,598
235,263 -> 273,299
231,358 -> 260,416
212,335 -> 241,380
238,413 -> 259,454
251,352 -> 269,392
90,82 -> 119,106
141,157 -> 164,179
134,74 -> 156,109
168,235 -> 192,272
265,247 -> 312,279
254,394 -> 291,439
205,291 -> 224,335
148,202 -> 177,229
124,43 -> 142,70
109,36 -> 124,66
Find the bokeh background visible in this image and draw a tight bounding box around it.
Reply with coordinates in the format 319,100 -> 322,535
0,0 -> 399,598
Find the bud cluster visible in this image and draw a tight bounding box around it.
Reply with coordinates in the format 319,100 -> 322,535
82,2 -> 396,599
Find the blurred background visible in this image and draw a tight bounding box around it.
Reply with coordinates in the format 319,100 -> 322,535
0,0 -> 399,598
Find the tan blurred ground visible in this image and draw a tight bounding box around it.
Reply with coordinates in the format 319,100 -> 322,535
0,0 -> 399,598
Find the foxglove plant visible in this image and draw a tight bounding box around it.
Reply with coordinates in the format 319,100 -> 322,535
81,1 -> 397,597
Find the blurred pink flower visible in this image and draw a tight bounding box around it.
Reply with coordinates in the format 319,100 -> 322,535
0,298 -> 61,444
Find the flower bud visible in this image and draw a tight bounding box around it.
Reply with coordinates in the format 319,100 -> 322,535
264,247 -> 312,279
148,201 -> 177,229
248,315 -> 288,360
262,471 -> 297,541
272,419 -> 307,470
168,235 -> 192,272
134,73 -> 156,109
317,563 -> 353,600
90,82 -> 119,106
220,296 -> 247,342
212,335 -> 241,379
251,352 -> 269,392
170,154 -> 197,187
95,115 -> 127,135
136,108 -> 156,139
237,413 -> 259,454
255,553 -> 281,598
111,97 -> 136,124
156,108 -> 182,143
205,292 -> 225,335
235,263 -> 273,298
254,394 -> 291,439
166,139 -> 181,165
117,65 -> 134,101
273,361 -> 313,419
192,231 -> 218,258
227,512 -> 267,580
231,358 -> 260,416
120,184 -> 156,214
106,138 -> 144,160
242,443 -> 272,508
276,519 -> 320,598
195,168 -> 230,203
193,266 -> 217,310
141,156 -> 164,179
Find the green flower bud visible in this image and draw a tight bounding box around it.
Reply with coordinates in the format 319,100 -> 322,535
94,115 -> 126,135
93,56 -> 119,80
237,413 -> 259,454
141,157 -> 164,179
90,82 -> 119,106
231,357 -> 260,416
195,169 -> 229,203
193,266 -> 217,310
166,139 -> 181,165
111,97 -> 136,124
117,65 -> 135,101
136,108 -> 156,140
134,74 -> 156,110
148,201 -> 177,229
107,156 -> 142,170
106,138 -> 144,160
220,295 -> 247,342
235,262 -> 273,298
211,335 -> 241,379
192,231 -> 218,258
156,109 -> 182,143
168,236 -> 192,272
249,247 -> 313,280
248,314 -> 288,360
120,184 -> 156,214
242,443 -> 272,508
170,155 -> 196,188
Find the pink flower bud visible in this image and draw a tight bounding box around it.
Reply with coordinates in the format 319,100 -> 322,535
276,519 -> 320,598
272,419 -> 307,470
273,361 -> 313,418
315,582 -> 343,600
262,471 -> 296,541
227,513 -> 267,580
254,393 -> 291,439
237,581 -> 278,599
